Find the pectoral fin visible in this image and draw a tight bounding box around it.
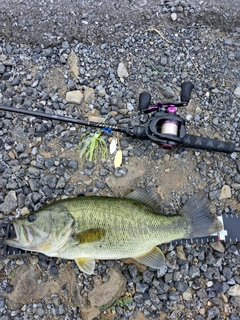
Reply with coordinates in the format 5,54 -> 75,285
75,257 -> 95,274
134,246 -> 165,269
74,228 -> 106,244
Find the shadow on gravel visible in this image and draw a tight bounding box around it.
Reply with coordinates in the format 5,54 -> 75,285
0,0 -> 240,46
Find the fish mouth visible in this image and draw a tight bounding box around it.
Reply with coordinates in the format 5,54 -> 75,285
3,222 -> 21,247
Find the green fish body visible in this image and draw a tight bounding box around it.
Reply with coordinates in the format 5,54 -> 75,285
3,190 -> 223,274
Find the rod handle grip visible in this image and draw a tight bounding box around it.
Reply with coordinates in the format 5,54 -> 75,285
183,134 -> 236,153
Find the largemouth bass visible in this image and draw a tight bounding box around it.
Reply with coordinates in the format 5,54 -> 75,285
3,190 -> 222,274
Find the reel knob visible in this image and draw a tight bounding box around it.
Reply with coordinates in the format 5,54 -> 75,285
139,92 -> 151,112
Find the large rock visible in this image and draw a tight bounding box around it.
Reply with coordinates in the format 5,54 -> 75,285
84,87 -> 95,104
67,51 -> 79,78
88,266 -> 126,308
219,185 -> 231,200
5,264 -> 83,307
0,190 -> 17,215
80,306 -> 100,320
209,242 -> 225,253
66,90 -> 84,104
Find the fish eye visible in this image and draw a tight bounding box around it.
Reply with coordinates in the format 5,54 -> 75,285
28,214 -> 37,222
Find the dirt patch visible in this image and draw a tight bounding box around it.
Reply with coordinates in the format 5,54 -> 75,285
43,67 -> 68,98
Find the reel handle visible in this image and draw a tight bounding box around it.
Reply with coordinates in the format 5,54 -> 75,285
183,134 -> 236,153
138,92 -> 151,111
181,82 -> 194,103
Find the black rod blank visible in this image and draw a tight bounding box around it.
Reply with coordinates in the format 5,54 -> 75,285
0,105 -> 128,134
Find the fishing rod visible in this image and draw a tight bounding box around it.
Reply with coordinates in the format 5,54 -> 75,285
0,81 -> 239,153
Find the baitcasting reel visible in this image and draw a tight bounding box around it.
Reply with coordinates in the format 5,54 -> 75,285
134,82 -> 193,148
132,82 -> 240,153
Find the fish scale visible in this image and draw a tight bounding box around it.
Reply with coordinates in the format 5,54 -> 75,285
63,197 -> 184,258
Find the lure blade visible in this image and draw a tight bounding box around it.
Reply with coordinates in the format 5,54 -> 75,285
114,150 -> 122,168
110,138 -> 117,154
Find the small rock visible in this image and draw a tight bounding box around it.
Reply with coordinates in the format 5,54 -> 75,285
0,297 -> 5,309
136,282 -> 149,293
117,62 -> 129,79
228,284 -> 240,296
207,306 -> 219,319
174,281 -> 188,292
29,255 -> 39,265
97,87 -> 106,97
143,270 -> 154,284
181,71 -> 188,79
212,117 -> 219,126
237,161 -> 240,173
114,167 -> 128,177
232,183 -> 240,190
234,174 -> 240,183
56,177 -> 66,189
219,185 -> 231,200
235,51 -> 240,60
128,264 -> 138,279
66,90 -> 83,105
234,87 -> 240,98
230,313 -> 240,320
88,115 -> 105,123
162,86 -> 175,98
176,245 -> 187,260
160,56 -> 168,66
171,12 -> 177,21
126,102 -> 134,111
58,305 -> 65,315
36,307 -> 45,317
67,160 -> 78,172
182,289 -> 193,301
189,265 -> 200,278
0,64 -> 6,74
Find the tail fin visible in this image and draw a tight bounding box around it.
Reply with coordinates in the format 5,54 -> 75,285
180,192 -> 223,238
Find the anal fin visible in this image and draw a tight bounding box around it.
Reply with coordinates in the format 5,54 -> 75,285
134,246 -> 165,269
75,257 -> 95,274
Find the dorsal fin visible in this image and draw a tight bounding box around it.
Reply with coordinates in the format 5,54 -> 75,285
125,189 -> 161,214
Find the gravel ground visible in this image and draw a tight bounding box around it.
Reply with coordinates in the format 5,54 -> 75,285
0,0 -> 240,319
